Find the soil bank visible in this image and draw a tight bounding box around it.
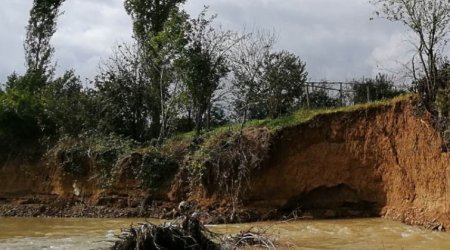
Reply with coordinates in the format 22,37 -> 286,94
1,97 -> 449,230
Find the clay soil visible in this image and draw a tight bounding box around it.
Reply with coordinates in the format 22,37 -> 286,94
1,97 -> 450,230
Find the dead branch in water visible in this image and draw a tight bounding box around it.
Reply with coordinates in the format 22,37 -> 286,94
111,215 -> 276,250
226,227 -> 276,250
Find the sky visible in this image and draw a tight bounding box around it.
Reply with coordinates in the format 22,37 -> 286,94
0,0 -> 416,84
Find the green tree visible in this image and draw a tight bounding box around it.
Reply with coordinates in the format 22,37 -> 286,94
0,76 -> 44,159
124,0 -> 186,43
25,0 -> 65,88
181,10 -> 236,135
352,74 -> 404,104
95,11 -> 189,142
149,10 -> 190,142
124,0 -> 186,138
262,51 -> 308,118
308,88 -> 340,108
95,43 -> 150,141
42,70 -> 92,136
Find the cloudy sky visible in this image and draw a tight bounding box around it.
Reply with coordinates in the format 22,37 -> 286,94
0,0 -> 415,84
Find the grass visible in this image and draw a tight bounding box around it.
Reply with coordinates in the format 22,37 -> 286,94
172,94 -> 413,140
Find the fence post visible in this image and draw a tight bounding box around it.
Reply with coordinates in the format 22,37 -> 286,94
339,82 -> 343,106
366,83 -> 370,103
306,83 -> 310,109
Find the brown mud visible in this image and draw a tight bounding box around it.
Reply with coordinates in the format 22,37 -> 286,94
1,97 -> 450,230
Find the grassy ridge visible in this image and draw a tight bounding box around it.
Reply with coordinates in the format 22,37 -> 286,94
174,94 -> 412,140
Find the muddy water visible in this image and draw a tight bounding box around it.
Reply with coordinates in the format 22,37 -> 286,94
1,218 -> 450,250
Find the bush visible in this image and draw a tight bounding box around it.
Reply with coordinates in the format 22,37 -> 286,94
187,128 -> 272,204
51,134 -> 136,180
308,89 -> 340,108
139,148 -> 179,189
352,74 -> 405,104
0,87 -> 44,161
58,146 -> 89,177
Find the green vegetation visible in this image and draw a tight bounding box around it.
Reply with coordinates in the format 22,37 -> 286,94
351,74 -> 405,104
176,94 -> 412,140
372,0 -> 450,150
0,0 -> 425,193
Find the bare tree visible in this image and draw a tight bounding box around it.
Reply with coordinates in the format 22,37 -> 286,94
230,30 -> 276,129
95,42 -> 151,141
371,0 -> 450,111
181,8 -> 240,135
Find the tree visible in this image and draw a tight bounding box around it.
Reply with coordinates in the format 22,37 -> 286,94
42,70 -> 91,136
181,10 -> 237,135
352,74 -> 404,104
95,43 -> 151,141
308,88 -> 340,108
371,0 -> 450,112
262,51 -> 308,118
124,0 -> 186,43
24,0 -> 65,88
149,10 -> 190,142
0,77 -> 44,158
124,0 -> 186,138
230,30 -> 275,125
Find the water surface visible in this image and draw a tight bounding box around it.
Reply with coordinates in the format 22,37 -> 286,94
1,217 -> 450,249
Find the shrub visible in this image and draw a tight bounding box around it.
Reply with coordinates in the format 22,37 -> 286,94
352,74 -> 404,104
0,87 -> 44,161
139,148 -> 179,189
187,128 -> 272,208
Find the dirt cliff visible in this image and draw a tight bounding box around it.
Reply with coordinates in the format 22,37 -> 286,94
244,98 -> 450,229
1,97 -> 450,229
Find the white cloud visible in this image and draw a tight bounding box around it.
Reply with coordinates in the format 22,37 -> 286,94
368,33 -> 416,79
0,0 -> 412,83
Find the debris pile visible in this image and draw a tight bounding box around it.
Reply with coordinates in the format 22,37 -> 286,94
112,215 -> 276,250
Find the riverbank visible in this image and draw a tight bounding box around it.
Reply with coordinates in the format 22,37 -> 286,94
1,95 -> 450,231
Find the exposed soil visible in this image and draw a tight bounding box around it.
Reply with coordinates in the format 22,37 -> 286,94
243,98 -> 450,230
1,97 -> 450,230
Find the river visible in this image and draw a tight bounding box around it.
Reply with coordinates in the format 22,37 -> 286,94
1,217 -> 450,249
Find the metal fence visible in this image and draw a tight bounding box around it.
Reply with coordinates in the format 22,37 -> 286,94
304,81 -> 409,108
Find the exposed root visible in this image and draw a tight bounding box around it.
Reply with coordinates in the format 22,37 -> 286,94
225,227 -> 276,250
112,216 -> 276,250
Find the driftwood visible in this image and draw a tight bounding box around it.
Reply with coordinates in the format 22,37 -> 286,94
111,215 -> 276,250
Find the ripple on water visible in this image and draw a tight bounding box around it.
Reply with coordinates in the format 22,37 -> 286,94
1,218 -> 450,249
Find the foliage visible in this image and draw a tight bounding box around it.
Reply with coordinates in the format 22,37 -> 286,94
180,9 -> 236,135
124,0 -> 186,138
95,43 -> 151,141
0,0 -> 70,162
308,88 -> 340,108
0,85 -> 44,160
25,0 -> 66,85
42,70 -> 93,136
52,134 -> 137,178
174,94 -> 413,140
124,0 -> 186,43
371,0 -> 450,113
433,64 -> 450,148
352,74 -> 405,104
188,129 -> 272,209
58,144 -> 89,177
149,10 -> 190,142
231,30 -> 275,123
262,51 -> 308,118
139,148 -> 179,189
1,70 -> 94,158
